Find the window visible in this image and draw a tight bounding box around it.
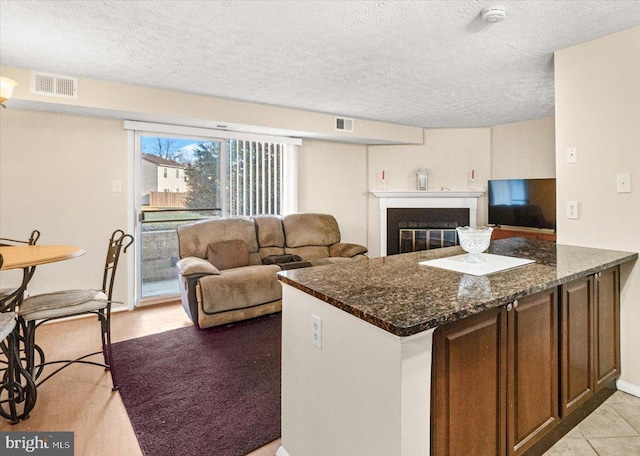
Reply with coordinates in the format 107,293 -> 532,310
176,169 -> 180,178
176,138 -> 285,216
163,168 -> 168,178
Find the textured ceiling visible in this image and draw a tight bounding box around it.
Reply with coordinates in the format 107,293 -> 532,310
1,1 -> 640,128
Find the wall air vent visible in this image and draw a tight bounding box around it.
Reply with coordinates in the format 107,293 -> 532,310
335,116 -> 354,132
31,71 -> 78,99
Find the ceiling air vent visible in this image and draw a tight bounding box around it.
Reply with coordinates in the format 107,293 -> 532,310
31,71 -> 78,99
335,117 -> 354,132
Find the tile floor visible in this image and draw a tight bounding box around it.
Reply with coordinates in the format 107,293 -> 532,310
544,391 -> 640,455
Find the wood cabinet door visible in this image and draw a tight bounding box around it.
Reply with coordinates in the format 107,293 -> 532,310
594,266 -> 620,391
560,276 -> 595,417
432,307 -> 508,456
507,289 -> 559,456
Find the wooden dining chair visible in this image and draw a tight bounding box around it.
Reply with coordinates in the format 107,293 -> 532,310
18,230 -> 134,390
0,230 -> 40,248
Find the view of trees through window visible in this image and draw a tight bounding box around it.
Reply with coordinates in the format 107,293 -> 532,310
182,141 -> 222,210
139,135 -> 285,299
141,136 -> 283,215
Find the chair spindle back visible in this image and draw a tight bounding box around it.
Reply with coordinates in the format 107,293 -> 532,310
102,230 -> 134,302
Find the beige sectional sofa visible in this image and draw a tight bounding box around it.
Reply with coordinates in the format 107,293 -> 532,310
176,213 -> 368,328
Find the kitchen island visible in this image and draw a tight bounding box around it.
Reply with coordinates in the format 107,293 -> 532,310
276,238 -> 637,456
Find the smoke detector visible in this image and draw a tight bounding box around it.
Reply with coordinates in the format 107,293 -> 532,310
481,5 -> 506,22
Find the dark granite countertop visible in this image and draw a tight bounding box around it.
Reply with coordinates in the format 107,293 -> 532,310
277,238 -> 638,337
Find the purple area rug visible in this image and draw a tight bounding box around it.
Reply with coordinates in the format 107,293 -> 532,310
112,313 -> 281,456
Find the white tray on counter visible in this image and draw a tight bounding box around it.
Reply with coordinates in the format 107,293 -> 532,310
420,253 -> 534,276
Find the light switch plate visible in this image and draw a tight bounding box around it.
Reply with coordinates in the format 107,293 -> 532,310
566,147 -> 578,164
616,173 -> 631,193
567,201 -> 579,219
112,180 -> 122,193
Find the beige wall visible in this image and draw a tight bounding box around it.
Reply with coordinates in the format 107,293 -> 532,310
0,109 -> 370,304
366,128 -> 491,257
298,140 -> 368,246
0,108 -> 129,302
555,26 -> 640,391
491,116 -> 556,179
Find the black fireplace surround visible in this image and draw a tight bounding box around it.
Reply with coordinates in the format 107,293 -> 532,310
387,208 -> 470,255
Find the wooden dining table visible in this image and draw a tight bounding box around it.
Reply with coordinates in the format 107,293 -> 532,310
0,245 -> 85,271
0,244 -> 85,424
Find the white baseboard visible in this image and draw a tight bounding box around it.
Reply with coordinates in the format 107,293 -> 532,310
617,379 -> 640,398
275,446 -> 289,456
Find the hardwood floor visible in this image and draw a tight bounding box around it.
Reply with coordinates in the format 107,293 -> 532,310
0,301 -> 281,456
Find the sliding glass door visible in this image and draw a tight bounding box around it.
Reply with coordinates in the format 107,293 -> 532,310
137,134 -> 222,302
132,127 -> 293,305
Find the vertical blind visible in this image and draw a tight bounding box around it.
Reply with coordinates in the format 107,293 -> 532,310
227,139 -> 284,216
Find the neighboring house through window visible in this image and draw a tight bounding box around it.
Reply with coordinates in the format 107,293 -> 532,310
140,153 -> 188,207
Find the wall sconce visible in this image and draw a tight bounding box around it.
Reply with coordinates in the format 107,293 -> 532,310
417,168 -> 429,190
0,77 -> 18,108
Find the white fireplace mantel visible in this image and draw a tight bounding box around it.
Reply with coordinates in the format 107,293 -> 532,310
372,190 -> 485,256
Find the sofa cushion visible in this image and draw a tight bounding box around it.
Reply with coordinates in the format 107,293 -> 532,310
177,217 -> 259,260
282,213 -> 340,248
258,246 -> 286,259
198,264 -> 282,314
253,215 -> 285,247
206,239 -> 250,271
254,215 -> 286,259
285,245 -> 330,260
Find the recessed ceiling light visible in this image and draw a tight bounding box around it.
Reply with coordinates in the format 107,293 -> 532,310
481,5 -> 506,23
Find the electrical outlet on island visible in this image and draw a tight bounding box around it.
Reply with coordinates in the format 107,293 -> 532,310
311,314 -> 322,350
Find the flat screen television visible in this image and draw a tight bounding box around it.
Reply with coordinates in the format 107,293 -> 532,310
488,178 -> 556,231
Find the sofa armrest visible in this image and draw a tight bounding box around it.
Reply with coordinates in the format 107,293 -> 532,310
177,257 -> 220,277
177,257 -> 220,325
329,242 -> 368,258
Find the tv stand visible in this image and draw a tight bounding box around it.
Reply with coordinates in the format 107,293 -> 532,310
491,226 -> 557,242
